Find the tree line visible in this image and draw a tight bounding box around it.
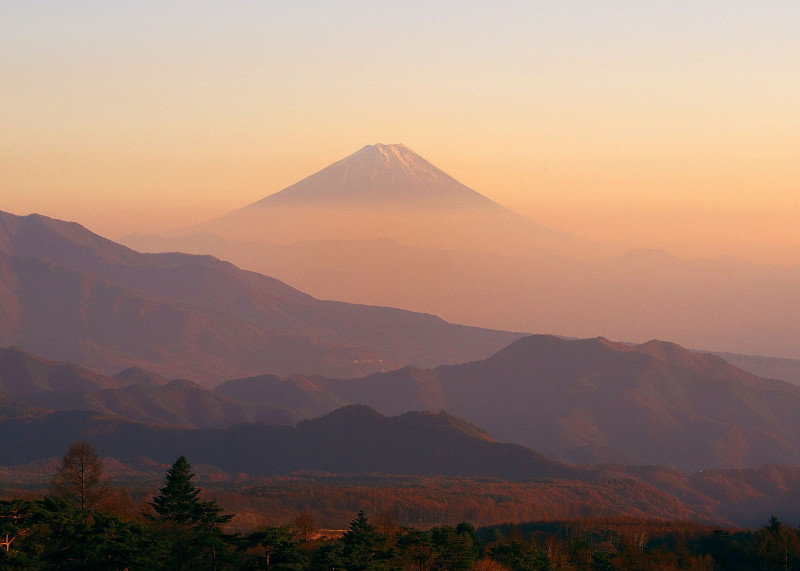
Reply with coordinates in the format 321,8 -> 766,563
2,442 -> 800,569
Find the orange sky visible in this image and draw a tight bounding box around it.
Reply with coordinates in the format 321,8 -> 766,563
3,2 -> 799,264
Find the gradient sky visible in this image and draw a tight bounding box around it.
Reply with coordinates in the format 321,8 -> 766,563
3,1 -> 799,263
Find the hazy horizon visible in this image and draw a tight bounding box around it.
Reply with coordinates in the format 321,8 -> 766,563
3,2 -> 799,265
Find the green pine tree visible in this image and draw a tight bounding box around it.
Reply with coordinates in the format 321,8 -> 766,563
339,511 -> 389,570
149,456 -> 203,523
148,456 -> 234,570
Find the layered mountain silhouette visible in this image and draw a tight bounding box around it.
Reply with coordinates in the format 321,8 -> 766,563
4,345 -> 800,524
0,401 -> 575,480
124,145 -> 800,362
8,335 -> 800,469
0,210 -> 523,384
23,378 -> 301,429
215,373 -> 349,418
0,346 -> 299,428
0,346 -> 128,397
217,335 -> 800,469
4,392 -> 800,525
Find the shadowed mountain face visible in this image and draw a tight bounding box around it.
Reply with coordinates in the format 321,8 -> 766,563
218,335 -> 800,469
113,367 -> 170,388
5,395 -> 800,525
214,373 -> 349,418
3,347 -> 800,525
0,346 -> 300,428
165,144 -> 604,259
0,394 -> 44,421
23,378 -> 301,429
0,403 -> 576,481
0,210 -> 523,384
9,336 -> 800,470
0,346 -> 127,398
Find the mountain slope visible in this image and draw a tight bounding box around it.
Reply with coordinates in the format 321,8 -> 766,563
0,346 -> 127,397
219,335 -> 800,468
124,231 -> 800,363
0,404 -> 575,480
22,379 -> 301,429
0,210 -> 524,383
354,336 -> 800,468
0,346 -> 301,428
5,398 -> 800,525
215,373 -> 348,418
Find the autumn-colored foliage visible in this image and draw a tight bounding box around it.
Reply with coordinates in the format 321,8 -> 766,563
4,448 -> 800,569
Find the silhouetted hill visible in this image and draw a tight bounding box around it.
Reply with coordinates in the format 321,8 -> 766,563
0,404 -> 575,480
215,373 -> 347,418
218,335 -> 800,468
709,352 -> 800,386
113,366 -> 170,387
0,394 -> 43,420
0,210 -> 524,384
22,378 -> 300,429
348,336 -> 800,468
0,346 -> 126,397
5,400 -> 800,525
0,347 -> 302,427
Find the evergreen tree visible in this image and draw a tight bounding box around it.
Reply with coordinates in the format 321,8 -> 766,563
149,455 -> 202,523
430,523 -> 482,570
148,456 -> 234,570
333,511 -> 391,570
1,498 -> 168,570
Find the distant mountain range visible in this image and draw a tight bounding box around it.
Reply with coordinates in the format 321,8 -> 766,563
0,346 -> 300,427
4,344 -> 800,525
0,397 -> 576,481
5,334 -> 800,470
0,345 -> 127,397
0,210 -> 522,384
215,335 -> 800,469
3,388 -> 800,527
122,144 -> 800,361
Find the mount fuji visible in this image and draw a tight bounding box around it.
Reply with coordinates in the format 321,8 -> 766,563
251,143 -> 501,208
160,143 -> 606,258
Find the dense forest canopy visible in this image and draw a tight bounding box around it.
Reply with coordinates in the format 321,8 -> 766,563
3,447 -> 800,570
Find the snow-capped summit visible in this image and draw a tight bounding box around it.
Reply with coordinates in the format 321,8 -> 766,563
248,143 -> 501,209
159,143 -> 606,259
349,143 -> 450,182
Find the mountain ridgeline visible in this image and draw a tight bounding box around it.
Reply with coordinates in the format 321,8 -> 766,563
4,344 -> 800,525
5,329 -> 800,470
216,335 -> 800,469
0,210 -> 523,384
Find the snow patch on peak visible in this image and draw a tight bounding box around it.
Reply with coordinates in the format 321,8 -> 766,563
247,142 -> 505,209
345,143 -> 450,185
